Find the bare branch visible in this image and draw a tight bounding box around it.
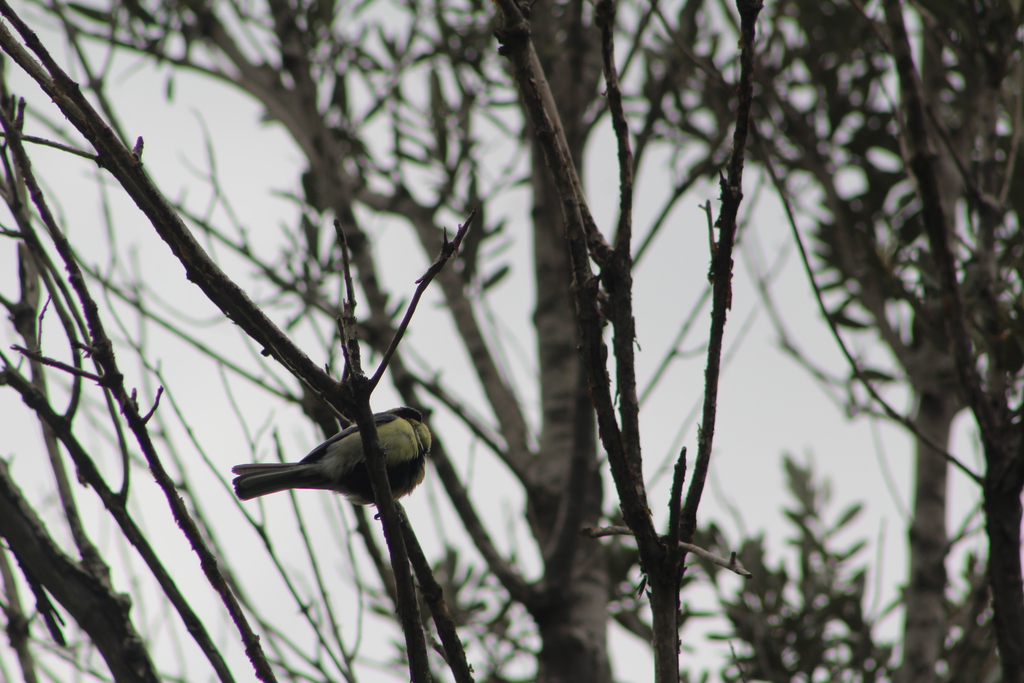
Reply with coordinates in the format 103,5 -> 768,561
398,503 -> 475,683
369,210 -> 476,392
11,344 -> 102,382
752,121 -> 983,487
0,458 -> 160,682
679,0 -> 762,546
580,526 -> 752,579
0,21 -> 274,678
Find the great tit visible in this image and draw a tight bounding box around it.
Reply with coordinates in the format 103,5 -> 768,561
232,407 -> 430,505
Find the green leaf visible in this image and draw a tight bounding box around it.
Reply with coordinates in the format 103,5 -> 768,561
836,540 -> 867,563
481,264 -> 510,291
833,502 -> 863,532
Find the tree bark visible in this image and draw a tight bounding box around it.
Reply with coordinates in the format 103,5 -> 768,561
528,136 -> 612,683
898,390 -> 958,683
984,475 -> 1024,683
518,2 -> 612,680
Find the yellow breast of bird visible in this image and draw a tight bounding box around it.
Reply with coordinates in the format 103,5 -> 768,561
378,419 -> 419,462
319,418 -> 418,481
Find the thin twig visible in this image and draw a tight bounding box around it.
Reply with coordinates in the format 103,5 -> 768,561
398,503 -> 475,683
332,212 -> 478,683
369,209 -> 475,391
408,370 -> 506,456
0,541 -> 39,683
883,2 -> 1024,676
880,0 -> 992,439
334,300 -> 431,682
0,132 -> 95,160
580,525 -> 752,578
752,129 -> 982,486
596,0 -> 634,254
0,358 -> 235,682
496,0 -> 660,568
0,24 -> 269,677
595,0 -> 646,570
679,0 -> 762,545
424,439 -> 535,605
10,345 -> 103,382
666,447 -> 687,554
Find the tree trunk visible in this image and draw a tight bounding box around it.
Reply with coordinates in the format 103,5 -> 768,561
527,130 -> 612,681
521,2 -> 612,680
984,460 -> 1024,683
898,390 -> 958,683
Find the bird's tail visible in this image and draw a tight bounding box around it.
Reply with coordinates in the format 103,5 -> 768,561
231,463 -> 328,500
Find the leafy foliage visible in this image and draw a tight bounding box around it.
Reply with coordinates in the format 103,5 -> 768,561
756,0 -> 1024,392
695,457 -> 894,682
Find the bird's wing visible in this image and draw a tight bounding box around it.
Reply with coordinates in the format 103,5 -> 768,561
299,412 -> 399,464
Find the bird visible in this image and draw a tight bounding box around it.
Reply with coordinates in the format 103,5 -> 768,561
231,407 -> 430,505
